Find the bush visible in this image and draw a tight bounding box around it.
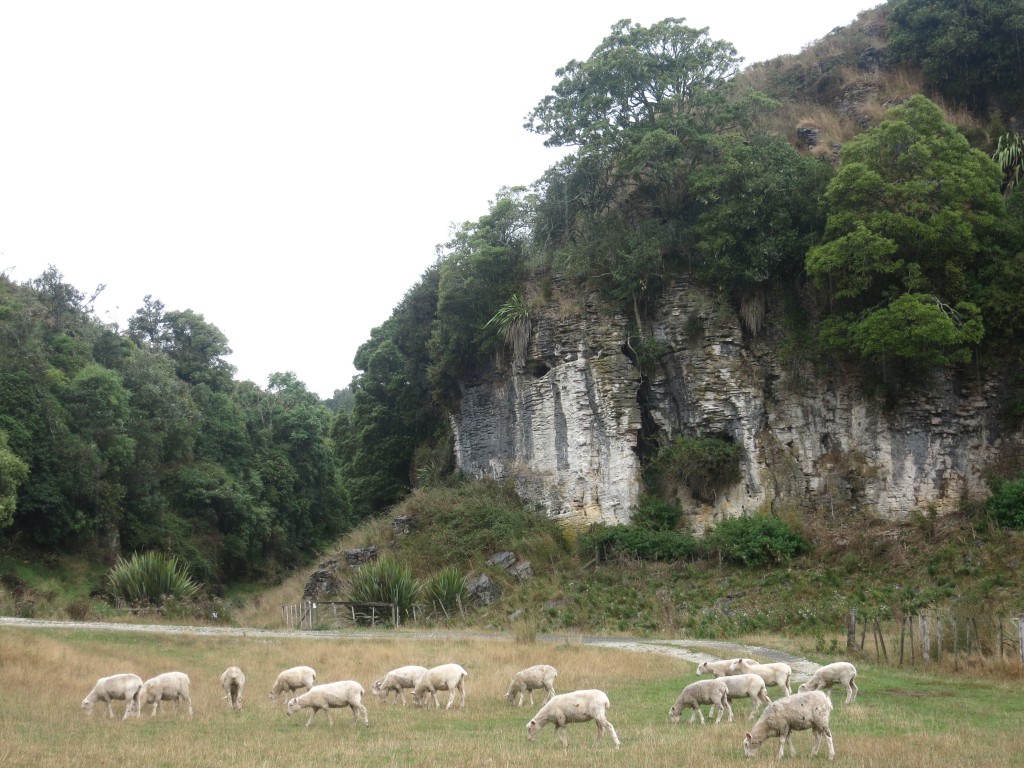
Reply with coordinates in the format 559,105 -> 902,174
347,557 -> 420,623
422,566 -> 467,617
105,551 -> 200,605
581,525 -> 699,563
704,515 -> 809,567
632,495 -> 681,532
987,476 -> 1024,529
650,436 -> 742,502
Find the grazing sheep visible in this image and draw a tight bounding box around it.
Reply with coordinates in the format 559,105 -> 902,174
506,664 -> 558,707
798,662 -> 858,704
139,671 -> 193,717
269,665 -> 316,703
668,678 -> 733,725
220,666 -> 246,710
412,663 -> 468,710
696,658 -> 743,677
81,673 -> 144,720
743,690 -> 835,761
286,681 -> 368,727
372,665 -> 428,706
728,658 -> 793,695
526,690 -> 620,750
716,673 -> 773,721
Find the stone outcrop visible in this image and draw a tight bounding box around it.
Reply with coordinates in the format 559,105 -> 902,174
450,277 -> 1021,529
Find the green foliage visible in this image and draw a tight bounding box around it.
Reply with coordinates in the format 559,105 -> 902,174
704,515 -> 809,566
485,293 -> 531,371
422,566 -> 468,616
346,557 -> 420,623
631,495 -> 681,532
806,95 -> 1011,372
0,429 -> 29,529
888,0 -> 1024,113
993,132 -> 1024,196
649,435 -> 742,503
581,525 -> 699,562
986,475 -> 1024,529
105,551 -> 200,605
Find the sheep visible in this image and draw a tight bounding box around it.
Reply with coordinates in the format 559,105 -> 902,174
798,662 -> 858,704
286,681 -> 368,727
81,673 -> 144,720
220,666 -> 246,710
372,665 -> 428,706
695,658 -> 743,677
412,663 -> 468,710
716,673 -> 773,721
728,658 -> 793,695
668,678 -> 733,725
269,665 -> 316,703
526,689 -> 620,750
139,671 -> 193,717
743,690 -> 835,761
506,664 -> 558,707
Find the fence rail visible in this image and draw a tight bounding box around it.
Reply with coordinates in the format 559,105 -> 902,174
281,600 -> 400,630
847,610 -> 1024,668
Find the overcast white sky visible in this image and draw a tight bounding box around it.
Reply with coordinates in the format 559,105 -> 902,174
1,1 -> 877,398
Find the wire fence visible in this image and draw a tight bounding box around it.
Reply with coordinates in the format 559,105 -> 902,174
846,609 -> 1024,669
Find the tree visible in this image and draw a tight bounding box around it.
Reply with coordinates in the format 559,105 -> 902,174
0,429 -> 29,529
806,95 -> 1008,372
524,18 -> 742,150
889,0 -> 1024,113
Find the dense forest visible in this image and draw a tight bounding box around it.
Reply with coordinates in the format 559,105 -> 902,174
3,0 -> 1024,593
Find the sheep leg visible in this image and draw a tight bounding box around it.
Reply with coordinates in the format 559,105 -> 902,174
597,716 -> 621,749
556,724 -> 569,749
528,690 -> 535,707
689,703 -> 704,725
104,698 -> 115,719
845,680 -> 858,704
543,682 -> 555,703
351,703 -> 369,726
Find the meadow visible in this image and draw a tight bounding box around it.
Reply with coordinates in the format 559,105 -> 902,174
1,626 -> 1021,768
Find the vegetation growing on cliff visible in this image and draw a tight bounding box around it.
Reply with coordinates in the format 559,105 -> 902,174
3,4 -> 1024,611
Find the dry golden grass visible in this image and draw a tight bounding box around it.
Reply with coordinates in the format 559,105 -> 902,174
1,625 -> 1021,767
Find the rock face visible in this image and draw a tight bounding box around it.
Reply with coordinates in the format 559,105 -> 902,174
450,277 -> 1021,529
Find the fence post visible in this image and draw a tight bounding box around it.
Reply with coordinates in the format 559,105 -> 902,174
920,614 -> 931,664
847,609 -> 857,653
1018,615 -> 1024,669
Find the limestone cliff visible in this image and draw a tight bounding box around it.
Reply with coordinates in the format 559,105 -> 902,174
450,277 -> 1021,529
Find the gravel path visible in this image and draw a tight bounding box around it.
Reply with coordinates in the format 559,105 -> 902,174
0,617 -> 820,682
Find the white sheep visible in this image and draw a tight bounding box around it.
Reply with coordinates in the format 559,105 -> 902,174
526,689 -> 620,750
139,671 -> 193,717
506,664 -> 558,707
695,658 -> 743,677
668,678 -> 733,725
716,673 -> 773,720
286,681 -> 368,727
81,673 -> 144,720
412,663 -> 468,710
220,666 -> 246,710
269,665 -> 316,703
728,658 -> 793,695
372,665 -> 428,706
798,662 -> 858,704
743,690 -> 835,761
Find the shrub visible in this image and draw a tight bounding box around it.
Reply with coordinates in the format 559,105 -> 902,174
986,476 -> 1024,529
650,435 -> 743,502
347,557 -> 420,623
704,515 -> 809,566
422,566 -> 467,617
105,551 -> 200,605
631,495 -> 681,532
581,525 -> 699,563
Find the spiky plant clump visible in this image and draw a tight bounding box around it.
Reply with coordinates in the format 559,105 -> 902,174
485,294 -> 531,371
106,551 -> 200,605
422,566 -> 467,617
347,557 -> 420,622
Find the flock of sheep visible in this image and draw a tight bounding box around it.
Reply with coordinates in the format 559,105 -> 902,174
80,653 -> 858,759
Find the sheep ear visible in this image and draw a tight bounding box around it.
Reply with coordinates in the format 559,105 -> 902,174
745,732 -> 751,740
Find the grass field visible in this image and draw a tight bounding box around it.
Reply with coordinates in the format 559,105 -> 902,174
1,626 -> 1021,767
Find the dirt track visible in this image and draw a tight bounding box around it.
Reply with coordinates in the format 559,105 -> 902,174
0,616 -> 821,682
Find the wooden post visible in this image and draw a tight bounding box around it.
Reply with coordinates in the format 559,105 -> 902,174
920,614 -> 931,664
935,616 -> 942,664
1018,615 -> 1024,670
874,618 -> 888,662
908,617 -> 917,665
899,617 -> 906,666
847,609 -> 858,653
